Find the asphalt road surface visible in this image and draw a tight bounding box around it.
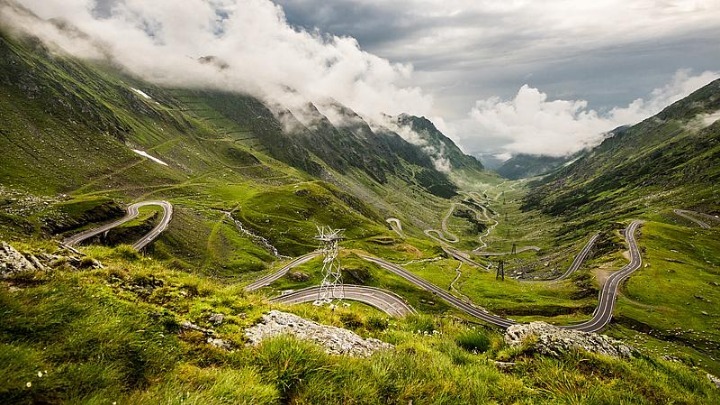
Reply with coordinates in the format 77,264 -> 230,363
243,252 -> 321,292
442,246 -> 487,270
473,246 -> 540,256
565,221 -> 643,332
63,200 -> 173,251
673,209 -> 711,229
361,222 -> 642,332
552,233 -> 599,281
271,285 -> 415,317
360,253 -> 516,328
385,218 -> 405,238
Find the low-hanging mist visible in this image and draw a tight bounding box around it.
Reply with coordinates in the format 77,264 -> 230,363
450,69 -> 720,157
1,0 -> 718,160
1,0 -> 433,125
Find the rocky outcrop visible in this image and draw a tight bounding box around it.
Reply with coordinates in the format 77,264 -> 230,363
505,321 -> 634,358
1,241 -> 103,280
245,310 -> 392,357
1,241 -> 43,278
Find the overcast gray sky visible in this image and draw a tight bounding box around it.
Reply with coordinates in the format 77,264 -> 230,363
274,0 -> 720,155
6,0 -> 720,157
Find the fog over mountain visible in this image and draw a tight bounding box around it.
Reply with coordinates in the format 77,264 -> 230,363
4,0 -> 719,156
1,0 -> 433,126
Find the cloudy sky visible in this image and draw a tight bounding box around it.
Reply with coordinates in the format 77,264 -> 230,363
4,0 -> 720,157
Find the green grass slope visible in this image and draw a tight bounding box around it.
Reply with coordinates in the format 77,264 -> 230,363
1,241 -> 718,404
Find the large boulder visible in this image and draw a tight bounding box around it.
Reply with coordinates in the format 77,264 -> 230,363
245,310 -> 392,357
1,241 -> 43,278
505,321 -> 634,358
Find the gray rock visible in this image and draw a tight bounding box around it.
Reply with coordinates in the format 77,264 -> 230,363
494,361 -> 515,370
180,321 -> 215,336
207,337 -> 233,351
1,241 -> 41,278
708,373 -> 720,389
245,310 -> 392,357
505,321 -> 634,359
209,313 -> 225,325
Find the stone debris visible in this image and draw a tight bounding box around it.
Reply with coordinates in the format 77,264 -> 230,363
180,321 -> 234,351
207,337 -> 233,351
505,321 -> 634,358
494,361 -> 516,370
180,321 -> 215,336
245,310 -> 393,357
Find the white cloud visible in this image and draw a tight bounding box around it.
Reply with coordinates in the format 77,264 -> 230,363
452,70 -> 720,157
376,116 -> 453,173
4,0 -> 433,122
2,0 -> 717,160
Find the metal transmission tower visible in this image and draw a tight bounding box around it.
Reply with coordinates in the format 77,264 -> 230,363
313,226 -> 345,306
496,260 -> 505,281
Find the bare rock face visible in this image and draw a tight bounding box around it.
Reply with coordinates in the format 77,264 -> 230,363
1,241 -> 43,278
505,321 -> 634,358
245,310 -> 392,357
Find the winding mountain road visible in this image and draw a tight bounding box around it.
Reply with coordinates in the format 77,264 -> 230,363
423,203 -> 461,244
566,221 -> 643,332
548,233 -> 599,281
244,252 -> 321,292
271,285 -> 415,317
442,246 -> 487,269
63,200 -> 173,251
385,218 -> 405,238
673,209 -> 712,229
474,246 -> 541,256
360,253 -> 516,328
361,221 -> 642,332
246,221 -> 643,332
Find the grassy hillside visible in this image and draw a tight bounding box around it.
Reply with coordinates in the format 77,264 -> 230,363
524,79 -> 720,225
1,240 -> 718,404
496,153 -> 576,180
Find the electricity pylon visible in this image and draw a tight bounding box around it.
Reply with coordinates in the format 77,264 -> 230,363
496,260 -> 505,281
313,226 -> 345,306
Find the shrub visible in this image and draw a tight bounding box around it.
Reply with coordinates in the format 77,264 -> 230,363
112,245 -> 140,261
339,312 -> 364,329
252,336 -> 328,400
367,316 -> 389,331
405,314 -> 436,334
455,329 -> 490,353
78,256 -> 97,269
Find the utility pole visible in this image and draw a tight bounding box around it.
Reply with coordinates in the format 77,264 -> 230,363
496,260 -> 504,281
313,226 -> 345,306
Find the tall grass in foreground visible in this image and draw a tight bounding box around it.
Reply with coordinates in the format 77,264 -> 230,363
1,246 -> 718,404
